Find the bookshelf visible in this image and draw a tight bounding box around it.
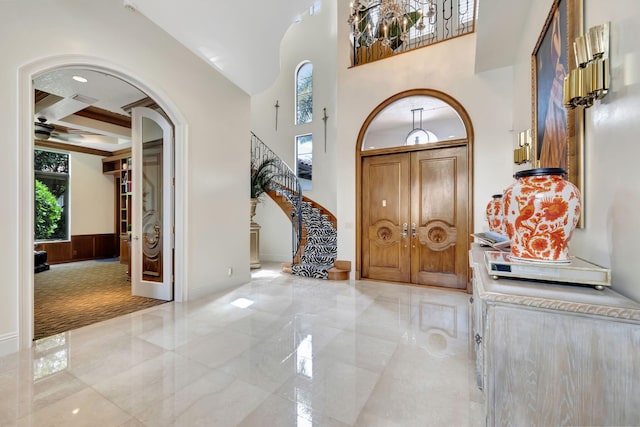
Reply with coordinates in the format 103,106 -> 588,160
119,158 -> 132,235
102,152 -> 132,268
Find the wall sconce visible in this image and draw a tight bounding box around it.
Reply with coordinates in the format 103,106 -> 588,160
563,22 -> 610,109
513,129 -> 531,164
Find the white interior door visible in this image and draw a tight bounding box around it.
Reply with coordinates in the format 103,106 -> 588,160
131,107 -> 173,300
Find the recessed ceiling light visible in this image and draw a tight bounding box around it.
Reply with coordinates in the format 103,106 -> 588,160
72,75 -> 88,83
449,135 -> 456,139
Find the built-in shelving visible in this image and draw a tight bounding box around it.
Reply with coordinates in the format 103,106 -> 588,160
102,152 -> 132,267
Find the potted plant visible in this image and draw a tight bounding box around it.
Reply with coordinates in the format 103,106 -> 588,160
250,157 -> 279,223
251,158 -> 279,199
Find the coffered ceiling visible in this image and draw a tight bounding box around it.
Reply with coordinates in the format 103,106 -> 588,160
34,69 -> 148,154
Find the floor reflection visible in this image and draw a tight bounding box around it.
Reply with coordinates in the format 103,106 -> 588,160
3,264 -> 483,426
33,333 -> 69,381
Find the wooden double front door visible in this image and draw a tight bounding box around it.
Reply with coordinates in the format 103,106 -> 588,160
361,146 -> 469,289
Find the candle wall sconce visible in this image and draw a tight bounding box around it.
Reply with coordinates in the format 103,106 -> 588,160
513,129 -> 532,164
563,22 -> 610,109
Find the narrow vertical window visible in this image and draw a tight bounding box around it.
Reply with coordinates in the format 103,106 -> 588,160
34,150 -> 69,241
296,62 -> 313,125
296,134 -> 312,190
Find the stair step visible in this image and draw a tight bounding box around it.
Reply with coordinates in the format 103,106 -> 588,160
327,260 -> 351,281
305,223 -> 335,230
281,262 -> 293,274
291,263 -> 330,280
302,244 -> 337,255
305,235 -> 337,242
304,229 -> 337,237
334,260 -> 351,271
300,254 -> 335,265
327,267 -> 350,281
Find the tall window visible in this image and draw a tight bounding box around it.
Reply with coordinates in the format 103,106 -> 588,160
296,62 -> 313,125
296,134 -> 312,190
34,150 -> 69,241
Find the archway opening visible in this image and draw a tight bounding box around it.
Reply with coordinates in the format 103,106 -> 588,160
19,57 -> 186,349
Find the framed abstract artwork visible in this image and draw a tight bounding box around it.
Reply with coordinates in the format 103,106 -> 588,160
532,0 -> 584,226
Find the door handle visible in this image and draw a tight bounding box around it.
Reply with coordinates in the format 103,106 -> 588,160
411,223 -> 416,238
402,223 -> 408,238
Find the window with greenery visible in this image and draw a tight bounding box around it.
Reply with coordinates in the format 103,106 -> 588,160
296,62 -> 313,125
296,134 -> 312,191
34,150 -> 69,241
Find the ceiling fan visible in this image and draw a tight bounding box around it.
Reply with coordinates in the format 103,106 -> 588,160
34,117 -> 88,142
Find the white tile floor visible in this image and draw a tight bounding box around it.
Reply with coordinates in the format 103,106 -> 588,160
0,263 -> 485,426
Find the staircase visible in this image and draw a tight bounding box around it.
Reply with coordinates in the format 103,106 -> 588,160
251,133 -> 350,280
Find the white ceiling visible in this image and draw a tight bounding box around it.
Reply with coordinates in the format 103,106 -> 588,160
123,0 -> 532,91
34,69 -> 145,152
125,0 -> 317,95
32,0 -> 531,152
474,0 -> 533,73
35,69 -> 145,116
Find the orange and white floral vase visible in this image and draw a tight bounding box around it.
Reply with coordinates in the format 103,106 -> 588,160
503,168 -> 581,262
485,194 -> 505,234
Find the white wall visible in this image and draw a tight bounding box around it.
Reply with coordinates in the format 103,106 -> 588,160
510,0 -> 640,301
0,0 -> 250,355
251,1 -> 337,262
336,1 -> 515,277
69,152 -> 114,235
254,1 -> 515,268
261,0 -> 640,301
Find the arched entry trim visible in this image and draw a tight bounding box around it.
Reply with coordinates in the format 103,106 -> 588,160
355,88 -> 474,289
18,55 -> 188,350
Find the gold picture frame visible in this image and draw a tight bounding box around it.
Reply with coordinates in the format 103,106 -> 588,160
532,0 -> 584,227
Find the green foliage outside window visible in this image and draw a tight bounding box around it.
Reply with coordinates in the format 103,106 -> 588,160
34,149 -> 69,240
34,179 -> 62,239
34,150 -> 68,173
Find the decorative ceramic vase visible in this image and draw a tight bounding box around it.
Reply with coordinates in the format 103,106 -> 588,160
485,194 -> 504,234
503,168 -> 581,262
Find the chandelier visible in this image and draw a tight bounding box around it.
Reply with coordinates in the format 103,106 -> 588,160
348,0 -> 437,49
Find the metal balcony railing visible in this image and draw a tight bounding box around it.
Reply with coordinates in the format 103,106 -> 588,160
349,0 -> 477,66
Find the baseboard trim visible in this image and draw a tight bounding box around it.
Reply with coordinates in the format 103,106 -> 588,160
0,332 -> 19,357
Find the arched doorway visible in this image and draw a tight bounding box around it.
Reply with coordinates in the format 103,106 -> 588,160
18,56 -> 187,349
355,89 -> 474,291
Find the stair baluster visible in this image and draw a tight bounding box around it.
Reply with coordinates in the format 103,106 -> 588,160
250,132 -> 302,263
251,132 -> 347,280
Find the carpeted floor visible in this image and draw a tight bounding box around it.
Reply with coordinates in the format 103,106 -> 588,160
34,258 -> 168,340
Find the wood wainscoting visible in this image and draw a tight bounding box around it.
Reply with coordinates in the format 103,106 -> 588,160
35,233 -> 118,264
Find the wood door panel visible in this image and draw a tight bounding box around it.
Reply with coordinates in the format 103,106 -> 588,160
362,154 -> 410,282
361,147 -> 469,289
415,157 -> 456,223
367,220 -> 403,271
411,147 -> 468,289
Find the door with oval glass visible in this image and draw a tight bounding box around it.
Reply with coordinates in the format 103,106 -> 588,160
131,107 -> 174,300
362,146 -> 468,289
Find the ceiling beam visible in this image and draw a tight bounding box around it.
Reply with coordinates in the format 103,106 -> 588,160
35,139 -> 113,157
74,106 -> 131,128
55,115 -> 131,138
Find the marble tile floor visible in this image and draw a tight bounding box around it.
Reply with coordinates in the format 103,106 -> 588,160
0,263 -> 485,426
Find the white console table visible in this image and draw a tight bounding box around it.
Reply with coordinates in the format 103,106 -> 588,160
469,244 -> 640,426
